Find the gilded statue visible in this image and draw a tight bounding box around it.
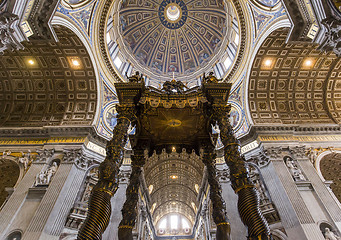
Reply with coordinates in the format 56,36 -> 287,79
203,72 -> 219,83
126,71 -> 143,83
161,79 -> 187,94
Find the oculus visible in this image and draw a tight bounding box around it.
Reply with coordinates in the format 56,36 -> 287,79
159,0 -> 187,29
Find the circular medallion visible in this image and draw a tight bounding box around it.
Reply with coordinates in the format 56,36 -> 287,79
159,0 -> 187,29
104,104 -> 118,131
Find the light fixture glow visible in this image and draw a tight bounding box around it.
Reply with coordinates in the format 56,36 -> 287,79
28,59 -> 35,65
304,59 -> 313,67
72,59 -> 80,66
171,215 -> 178,229
166,5 -> 180,21
264,59 -> 272,66
171,175 -> 178,179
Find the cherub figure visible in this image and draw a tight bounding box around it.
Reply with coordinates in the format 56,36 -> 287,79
19,150 -> 31,171
161,79 -> 187,94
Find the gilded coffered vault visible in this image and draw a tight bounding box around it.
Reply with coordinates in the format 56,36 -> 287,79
248,28 -> 341,125
0,25 -> 97,127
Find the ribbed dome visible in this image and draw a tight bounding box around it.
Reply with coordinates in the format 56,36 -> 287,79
116,0 -> 233,83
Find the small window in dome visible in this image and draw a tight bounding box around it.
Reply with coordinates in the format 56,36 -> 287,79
114,56 -> 122,69
106,32 -> 111,44
159,218 -> 167,229
234,33 -> 239,45
170,215 -> 178,229
224,57 -> 232,69
182,218 -> 190,229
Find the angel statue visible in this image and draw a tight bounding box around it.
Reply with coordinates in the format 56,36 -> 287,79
126,71 -> 143,83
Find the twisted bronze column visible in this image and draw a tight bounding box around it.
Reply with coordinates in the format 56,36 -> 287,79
118,148 -> 145,240
77,106 -> 135,240
213,106 -> 272,240
202,146 -> 231,240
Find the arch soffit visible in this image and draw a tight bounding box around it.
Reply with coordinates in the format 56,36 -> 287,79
243,18 -> 291,127
247,27 -> 340,126
0,25 -> 98,127
52,15 -> 102,126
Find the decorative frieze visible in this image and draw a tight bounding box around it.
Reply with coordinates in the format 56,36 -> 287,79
0,12 -> 23,55
63,149 -> 96,170
247,148 -> 270,168
35,149 -> 55,163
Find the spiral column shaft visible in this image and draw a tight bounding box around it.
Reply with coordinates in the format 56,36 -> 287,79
212,105 -> 272,240
202,146 -> 231,240
118,149 -> 145,240
78,107 -> 134,240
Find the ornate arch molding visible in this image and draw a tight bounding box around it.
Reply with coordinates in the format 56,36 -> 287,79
315,150 -> 341,181
0,156 -> 21,207
271,229 -> 288,240
315,150 -> 341,205
0,156 -> 23,188
222,0 -> 249,83
52,16 -> 102,126
243,19 -> 291,126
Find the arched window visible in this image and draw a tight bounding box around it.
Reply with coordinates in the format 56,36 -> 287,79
319,153 -> 341,203
0,159 -> 20,207
156,213 -> 192,236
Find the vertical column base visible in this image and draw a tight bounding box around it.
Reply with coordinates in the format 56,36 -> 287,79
216,222 -> 231,240
237,187 -> 272,240
77,190 -> 112,240
118,226 -> 133,240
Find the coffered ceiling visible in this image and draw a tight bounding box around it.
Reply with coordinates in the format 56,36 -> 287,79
144,150 -> 204,226
248,28 -> 341,126
0,25 -> 97,127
